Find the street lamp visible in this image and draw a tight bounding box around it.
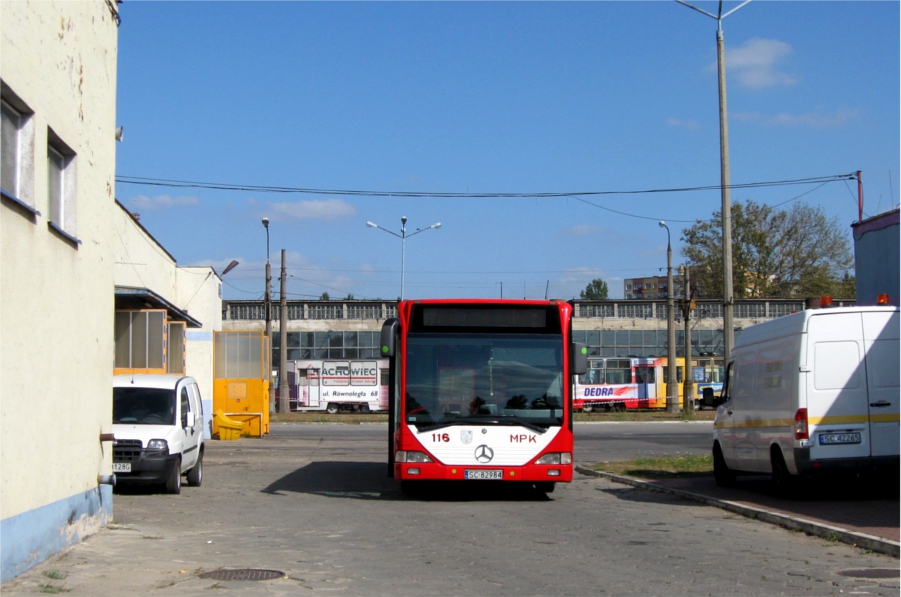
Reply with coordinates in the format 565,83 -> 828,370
366,217 -> 442,301
262,217 -> 274,415
676,0 -> 751,363
660,221 -> 678,413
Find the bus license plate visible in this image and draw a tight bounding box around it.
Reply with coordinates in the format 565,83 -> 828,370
818,432 -> 861,445
113,463 -> 131,473
465,470 -> 503,480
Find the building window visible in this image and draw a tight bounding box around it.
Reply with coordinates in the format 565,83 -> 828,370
47,129 -> 78,241
1,92 -> 36,211
115,310 -> 166,372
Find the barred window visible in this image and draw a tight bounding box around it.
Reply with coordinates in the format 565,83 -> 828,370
619,303 -> 653,319
347,304 -> 382,319
309,304 -> 344,319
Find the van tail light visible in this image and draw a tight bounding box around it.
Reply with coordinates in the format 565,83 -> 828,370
819,296 -> 833,307
794,408 -> 809,441
877,293 -> 890,305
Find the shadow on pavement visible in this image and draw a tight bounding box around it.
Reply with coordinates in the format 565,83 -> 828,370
261,460 -> 553,502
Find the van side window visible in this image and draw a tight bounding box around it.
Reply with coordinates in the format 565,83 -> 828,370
722,362 -> 735,402
180,387 -> 190,427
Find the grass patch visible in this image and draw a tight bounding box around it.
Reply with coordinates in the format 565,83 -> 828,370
590,454 -> 713,479
42,571 -> 67,581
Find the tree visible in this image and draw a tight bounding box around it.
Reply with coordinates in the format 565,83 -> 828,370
682,200 -> 854,300
580,278 -> 609,300
320,292 -> 330,301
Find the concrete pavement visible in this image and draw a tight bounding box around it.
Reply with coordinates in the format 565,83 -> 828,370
577,466 -> 900,558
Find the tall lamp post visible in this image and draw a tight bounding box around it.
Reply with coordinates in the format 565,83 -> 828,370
262,217 -> 274,415
660,221 -> 678,413
676,0 -> 750,363
366,217 -> 442,301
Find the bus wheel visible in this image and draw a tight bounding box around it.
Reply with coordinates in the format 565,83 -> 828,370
326,403 -> 339,414
535,482 -> 556,494
582,405 -> 593,413
360,404 -> 371,414
614,403 -> 626,413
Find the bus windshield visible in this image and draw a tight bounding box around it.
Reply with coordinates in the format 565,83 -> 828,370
404,333 -> 564,430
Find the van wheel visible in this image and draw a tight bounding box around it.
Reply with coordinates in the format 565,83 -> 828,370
360,404 -> 371,414
712,444 -> 736,487
187,449 -> 203,487
771,448 -> 798,498
165,457 -> 182,494
326,403 -> 339,414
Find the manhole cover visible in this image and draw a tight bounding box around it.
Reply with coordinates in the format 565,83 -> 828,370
198,568 -> 284,581
837,569 -> 900,579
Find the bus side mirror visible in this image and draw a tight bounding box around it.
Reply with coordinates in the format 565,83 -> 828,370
380,318 -> 399,357
572,342 -> 588,376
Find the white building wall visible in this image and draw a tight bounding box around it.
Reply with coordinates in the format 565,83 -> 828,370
1,0 -> 118,581
177,266 -> 223,438
112,205 -> 223,438
112,205 -> 179,302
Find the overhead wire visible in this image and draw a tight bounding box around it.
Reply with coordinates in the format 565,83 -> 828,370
116,172 -> 857,200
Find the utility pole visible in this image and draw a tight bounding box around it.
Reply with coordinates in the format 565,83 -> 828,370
682,265 -> 694,416
676,0 -> 751,363
278,249 -> 289,414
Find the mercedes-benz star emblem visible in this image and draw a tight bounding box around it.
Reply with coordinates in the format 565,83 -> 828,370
475,445 -> 494,463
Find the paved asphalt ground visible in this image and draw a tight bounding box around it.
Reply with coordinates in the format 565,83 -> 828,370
579,468 -> 900,557
2,422 -> 898,595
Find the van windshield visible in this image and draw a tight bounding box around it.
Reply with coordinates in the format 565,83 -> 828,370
113,387 -> 176,425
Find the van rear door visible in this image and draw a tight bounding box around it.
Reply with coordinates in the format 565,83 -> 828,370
807,312 -> 872,462
862,310 -> 900,458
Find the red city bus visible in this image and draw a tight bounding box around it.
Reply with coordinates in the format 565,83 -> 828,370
380,299 -> 587,493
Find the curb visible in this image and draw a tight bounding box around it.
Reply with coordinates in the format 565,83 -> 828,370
576,466 -> 900,558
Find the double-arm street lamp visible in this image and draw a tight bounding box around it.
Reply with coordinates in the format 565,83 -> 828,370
367,216 -> 441,301
660,221 -> 678,413
676,0 -> 751,362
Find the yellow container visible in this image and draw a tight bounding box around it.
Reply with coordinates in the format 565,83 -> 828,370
214,410 -> 243,441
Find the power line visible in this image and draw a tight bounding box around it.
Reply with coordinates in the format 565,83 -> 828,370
115,173 -> 857,200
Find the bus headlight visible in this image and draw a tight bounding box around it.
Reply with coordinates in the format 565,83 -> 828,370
535,452 -> 572,465
396,451 -> 433,463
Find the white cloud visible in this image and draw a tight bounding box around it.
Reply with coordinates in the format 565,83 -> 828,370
666,117 -> 702,131
268,198 -> 356,221
718,38 -> 797,90
565,224 -> 610,237
128,194 -> 199,211
733,108 -> 859,128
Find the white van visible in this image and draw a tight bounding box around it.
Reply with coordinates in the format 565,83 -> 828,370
705,306 -> 899,491
112,374 -> 205,494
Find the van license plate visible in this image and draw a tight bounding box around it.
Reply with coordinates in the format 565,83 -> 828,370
465,470 -> 503,480
113,463 -> 131,473
818,433 -> 861,445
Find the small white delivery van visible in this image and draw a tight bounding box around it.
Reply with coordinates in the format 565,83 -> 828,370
112,374 -> 205,494
704,305 -> 899,491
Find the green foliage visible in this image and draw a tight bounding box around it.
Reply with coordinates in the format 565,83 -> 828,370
681,200 -> 854,299
580,278 -> 610,300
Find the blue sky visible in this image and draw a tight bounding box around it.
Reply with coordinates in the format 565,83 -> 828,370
114,1 -> 900,301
